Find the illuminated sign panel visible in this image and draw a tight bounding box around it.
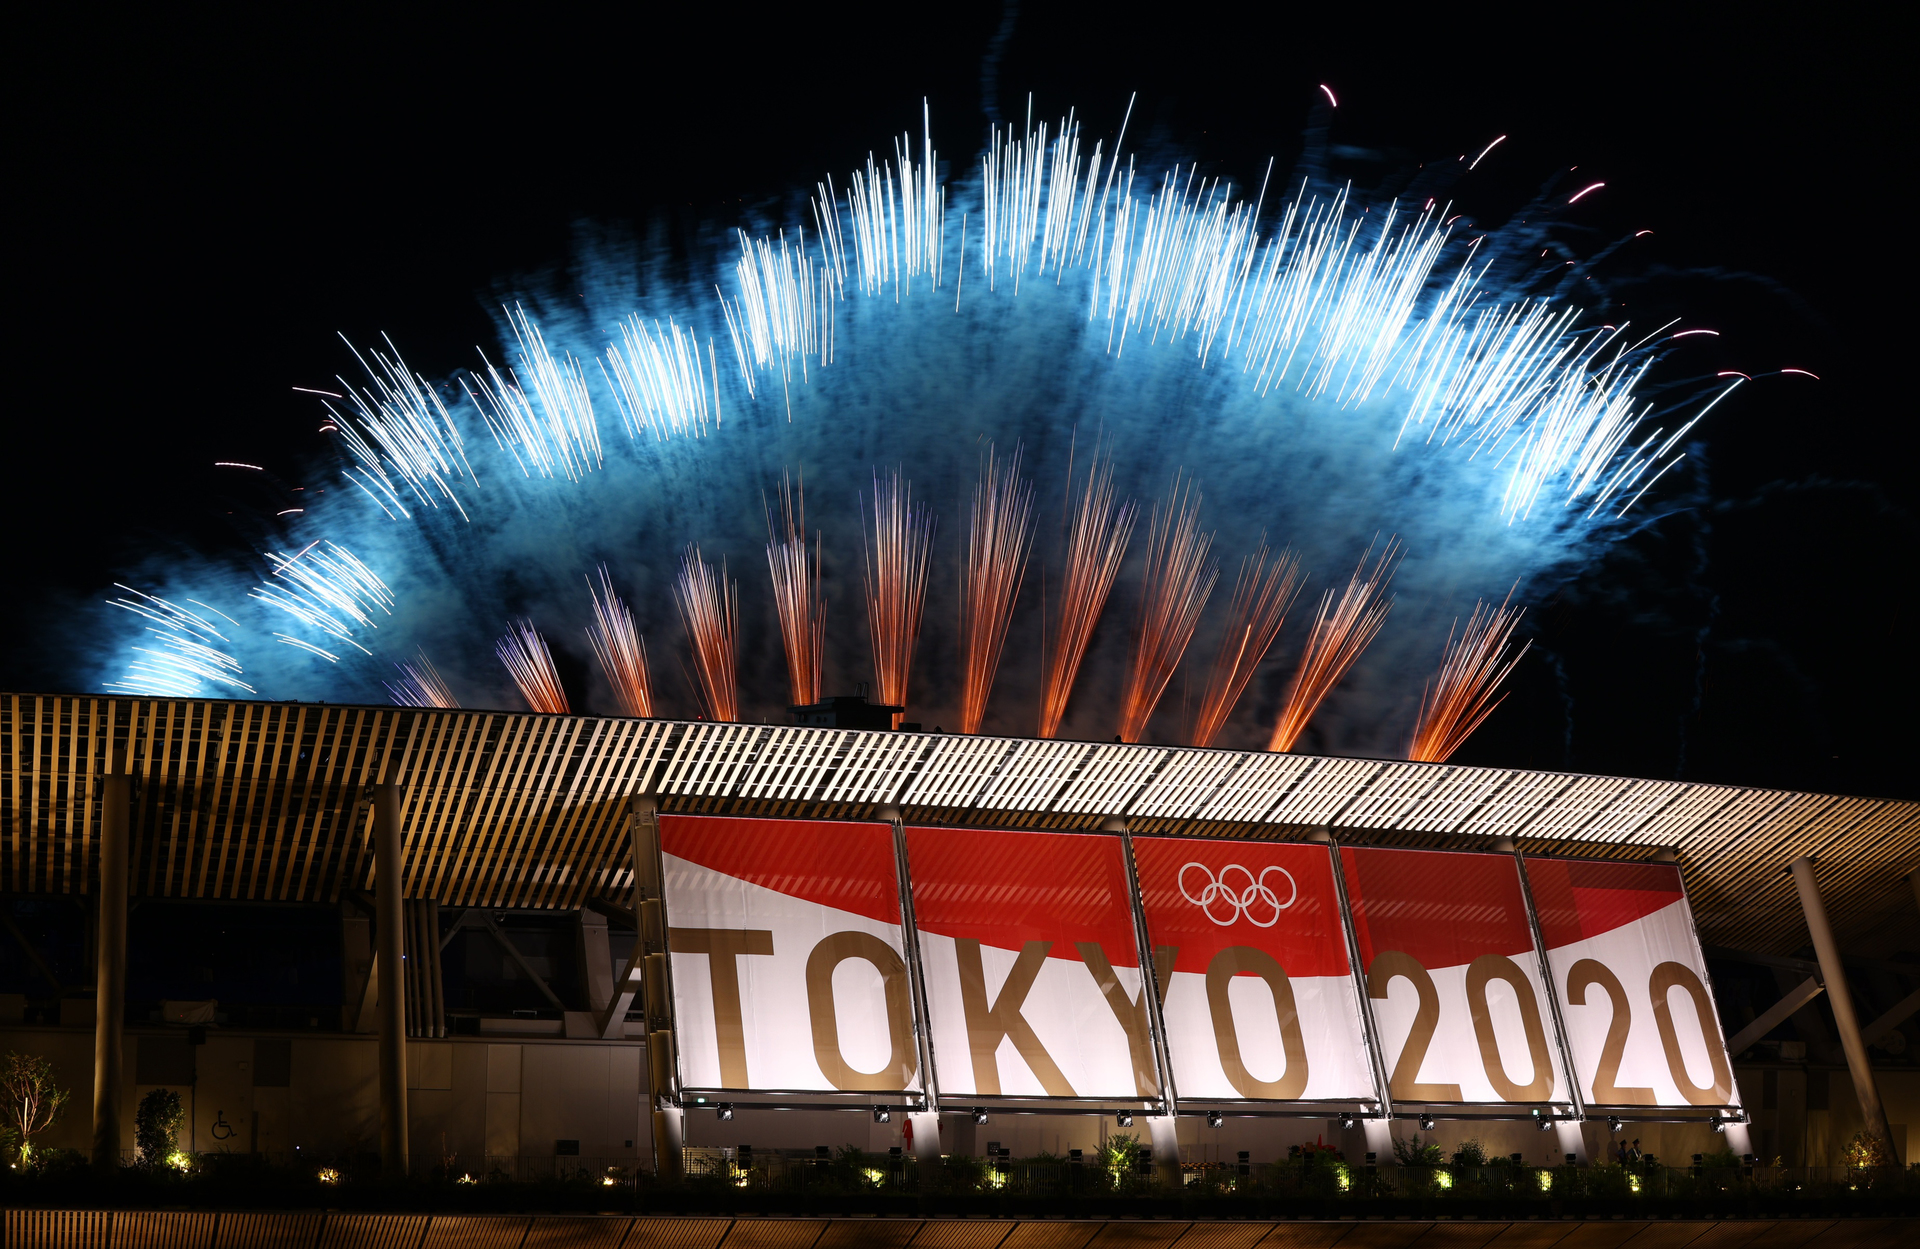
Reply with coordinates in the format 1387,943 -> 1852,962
1342,847 -> 1572,1107
1134,837 -> 1375,1103
905,825 -> 1157,1101
1525,858 -> 1739,1109
660,815 -> 922,1094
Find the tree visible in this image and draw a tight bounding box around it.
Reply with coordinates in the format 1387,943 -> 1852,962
136,1088 -> 187,1168
1,1050 -> 70,1162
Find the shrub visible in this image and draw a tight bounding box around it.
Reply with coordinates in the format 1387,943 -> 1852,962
1450,1138 -> 1487,1167
135,1088 -> 187,1168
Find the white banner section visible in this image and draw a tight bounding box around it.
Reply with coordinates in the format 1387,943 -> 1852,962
661,815 -> 922,1095
1526,858 -> 1740,1109
1343,847 -> 1572,1107
906,825 -> 1158,1102
1134,837 -> 1375,1103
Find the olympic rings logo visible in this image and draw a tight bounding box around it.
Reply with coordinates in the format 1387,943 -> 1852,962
1178,862 -> 1297,927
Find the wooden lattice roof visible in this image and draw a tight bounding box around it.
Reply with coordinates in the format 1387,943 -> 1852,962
4,692 -> 1914,955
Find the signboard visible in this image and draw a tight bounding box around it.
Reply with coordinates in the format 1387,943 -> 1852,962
660,815 -> 922,1094
1342,847 -> 1571,1106
905,825 -> 1157,1101
1134,837 -> 1375,1103
1525,858 -> 1740,1109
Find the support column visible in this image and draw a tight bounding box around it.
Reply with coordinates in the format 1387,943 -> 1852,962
92,751 -> 130,1169
1147,1114 -> 1181,1187
374,777 -> 409,1177
631,791 -> 681,1181
1788,856 -> 1897,1164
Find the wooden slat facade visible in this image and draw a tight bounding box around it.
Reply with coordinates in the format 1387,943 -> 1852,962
3,692 -> 1914,954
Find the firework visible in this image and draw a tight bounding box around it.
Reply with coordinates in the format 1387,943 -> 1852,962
1268,540 -> 1401,752
386,648 -> 458,709
1190,542 -> 1304,748
1117,478 -> 1218,744
328,334 -> 476,521
497,619 -> 569,714
765,473 -> 824,708
104,586 -> 254,697
1038,444 -> 1135,738
601,313 -> 719,442
465,304 -> 603,483
958,444 -> 1036,733
1408,595 -> 1530,763
675,545 -> 739,722
251,541 -> 394,659
862,468 -> 935,728
585,565 -> 653,718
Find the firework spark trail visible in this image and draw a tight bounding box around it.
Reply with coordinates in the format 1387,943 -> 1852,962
104,587 -> 254,696
600,314 -> 719,441
386,648 -> 458,708
585,564 -> 653,717
765,473 -> 824,708
958,444 -> 1036,733
1408,595 -> 1530,762
497,619 -> 569,714
1268,540 -> 1400,752
863,469 -> 936,728
1117,477 -> 1218,743
675,545 -> 739,722
719,227 -> 835,405
1038,445 -> 1135,738
250,542 -> 393,658
465,304 -> 604,482
1190,542 -> 1304,748
328,335 -> 475,521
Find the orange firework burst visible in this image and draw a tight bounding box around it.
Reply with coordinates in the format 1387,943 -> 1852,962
1117,477 -> 1218,744
1408,594 -> 1530,763
765,471 -> 825,707
862,468 -> 935,728
1190,542 -> 1303,748
497,619 -> 569,714
674,544 -> 738,722
585,564 -> 652,717
958,444 -> 1035,733
1039,444 -> 1135,739
1267,539 -> 1400,752
388,647 -> 458,708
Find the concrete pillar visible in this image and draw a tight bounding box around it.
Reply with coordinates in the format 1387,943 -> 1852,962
907,1110 -> 941,1162
374,779 -> 409,1176
1148,1114 -> 1181,1186
91,756 -> 129,1169
1788,856 -> 1897,1164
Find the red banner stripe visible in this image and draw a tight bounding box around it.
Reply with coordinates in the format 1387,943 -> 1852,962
658,815 -> 903,927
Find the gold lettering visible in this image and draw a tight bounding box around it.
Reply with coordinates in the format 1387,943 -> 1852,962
805,932 -> 918,1091
1367,951 -> 1463,1102
1566,959 -> 1655,1105
1465,954 -> 1554,1101
1205,946 -> 1310,1099
669,927 -> 775,1089
1649,961 -> 1735,1105
955,939 -> 1075,1097
1076,942 -> 1160,1097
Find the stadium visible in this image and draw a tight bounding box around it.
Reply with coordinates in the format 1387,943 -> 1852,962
4,689 -> 1915,1188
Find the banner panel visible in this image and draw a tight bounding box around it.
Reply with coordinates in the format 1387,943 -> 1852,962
1134,837 -> 1374,1103
1342,847 -> 1571,1106
1525,858 -> 1740,1109
905,825 -> 1156,1101
660,815 -> 922,1094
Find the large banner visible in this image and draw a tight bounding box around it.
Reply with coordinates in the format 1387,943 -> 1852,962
905,825 -> 1157,1101
1342,847 -> 1571,1107
1134,837 -> 1375,1104
661,815 -> 922,1094
1525,858 -> 1740,1109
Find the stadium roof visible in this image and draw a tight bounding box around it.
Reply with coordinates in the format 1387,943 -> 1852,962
4,692 -> 1914,956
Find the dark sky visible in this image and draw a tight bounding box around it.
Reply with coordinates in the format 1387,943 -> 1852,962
13,6 -> 1914,799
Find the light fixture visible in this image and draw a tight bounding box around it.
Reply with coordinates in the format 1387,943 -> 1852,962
1418,1116 -> 1435,1132
1206,1111 -> 1224,1128
1339,1113 -> 1358,1131
1116,1112 -> 1134,1127
972,1108 -> 989,1125
872,1105 -> 890,1124
1607,1116 -> 1623,1134
716,1103 -> 733,1121
1709,1115 -> 1727,1134
1535,1112 -> 1554,1131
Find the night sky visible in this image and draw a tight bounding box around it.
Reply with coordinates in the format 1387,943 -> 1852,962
12,7 -> 1913,800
